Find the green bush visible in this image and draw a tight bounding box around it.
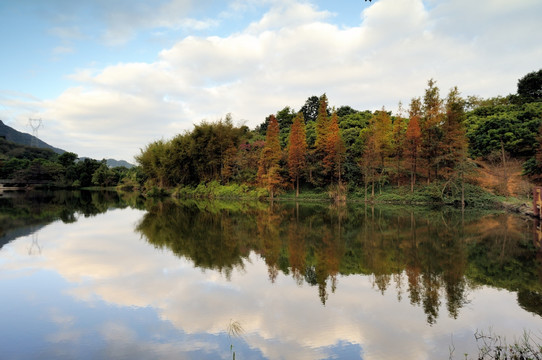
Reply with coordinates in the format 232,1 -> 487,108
172,182 -> 268,200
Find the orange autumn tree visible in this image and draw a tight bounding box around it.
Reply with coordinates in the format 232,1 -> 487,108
257,115 -> 284,199
287,112 -> 307,197
405,98 -> 423,192
310,94 -> 330,185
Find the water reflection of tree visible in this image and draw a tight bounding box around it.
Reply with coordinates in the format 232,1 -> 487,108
256,202 -> 284,283
0,190 -> 139,248
135,199 -> 542,324
137,201 -> 256,278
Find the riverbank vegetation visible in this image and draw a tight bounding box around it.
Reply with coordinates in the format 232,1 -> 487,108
134,70 -> 542,207
1,70 -> 541,208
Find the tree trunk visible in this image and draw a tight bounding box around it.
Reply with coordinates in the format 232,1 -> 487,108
410,168 -> 414,193
397,157 -> 400,187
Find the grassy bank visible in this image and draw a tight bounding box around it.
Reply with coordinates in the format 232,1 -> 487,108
137,180 -> 536,212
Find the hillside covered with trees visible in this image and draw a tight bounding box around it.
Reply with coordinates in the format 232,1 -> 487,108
0,139 -> 141,189
136,70 -> 542,203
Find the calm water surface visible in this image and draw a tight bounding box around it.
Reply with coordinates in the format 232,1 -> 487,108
0,190 -> 541,359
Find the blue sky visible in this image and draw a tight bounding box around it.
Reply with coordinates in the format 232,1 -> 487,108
1,0 -> 541,161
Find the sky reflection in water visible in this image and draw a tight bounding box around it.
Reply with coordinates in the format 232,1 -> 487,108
0,193 -> 541,359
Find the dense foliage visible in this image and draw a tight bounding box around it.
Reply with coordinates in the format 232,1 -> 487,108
0,138 -> 142,188
2,70 -> 541,196
137,71 -> 542,198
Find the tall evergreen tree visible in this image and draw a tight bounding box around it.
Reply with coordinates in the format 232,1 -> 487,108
371,108 -> 393,191
440,86 -> 467,179
421,79 -> 444,182
258,115 -> 283,199
309,93 -> 331,186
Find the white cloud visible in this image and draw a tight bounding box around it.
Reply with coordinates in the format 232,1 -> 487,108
245,0 -> 332,33
18,0 -> 542,161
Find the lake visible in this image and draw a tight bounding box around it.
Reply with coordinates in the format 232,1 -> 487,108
0,190 -> 541,359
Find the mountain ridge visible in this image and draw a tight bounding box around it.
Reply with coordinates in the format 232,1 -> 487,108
0,119 -> 134,168
0,119 -> 65,154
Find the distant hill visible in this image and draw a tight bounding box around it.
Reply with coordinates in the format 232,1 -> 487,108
79,157 -> 134,168
105,158 -> 134,168
0,119 -> 134,168
0,119 -> 65,154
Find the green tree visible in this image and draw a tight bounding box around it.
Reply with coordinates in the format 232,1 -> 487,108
439,86 -> 468,179
75,158 -> 102,187
189,116 -> 243,184
92,163 -> 118,187
57,152 -> 78,168
517,69 -> 542,103
421,79 -> 444,182
300,95 -> 320,123
276,106 -> 297,148
135,140 -> 169,188
466,102 -> 542,158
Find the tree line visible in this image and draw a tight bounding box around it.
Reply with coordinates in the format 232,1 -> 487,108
136,69 -> 542,198
0,139 -> 143,188
1,69 -> 540,194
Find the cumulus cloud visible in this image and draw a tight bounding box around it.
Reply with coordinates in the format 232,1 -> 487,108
17,0 -> 542,161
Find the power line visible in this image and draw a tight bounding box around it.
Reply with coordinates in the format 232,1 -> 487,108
28,118 -> 42,147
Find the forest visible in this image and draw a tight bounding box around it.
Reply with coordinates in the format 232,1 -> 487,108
0,138 -> 144,189
135,69 -> 542,202
1,69 -> 541,203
